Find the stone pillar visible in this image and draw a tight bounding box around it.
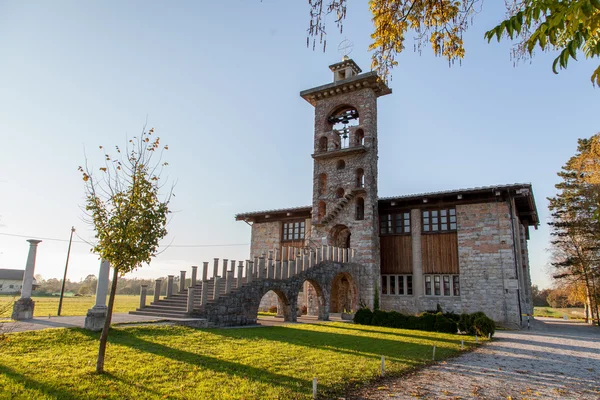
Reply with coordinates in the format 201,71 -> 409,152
213,258 -> 219,279
167,275 -> 174,298
222,259 -> 228,279
411,209 -> 424,307
282,261 -> 288,280
202,262 -> 209,282
310,250 -> 315,268
213,276 -> 221,300
179,271 -> 186,293
258,256 -> 265,279
12,240 -> 41,320
267,252 -> 274,279
200,280 -> 208,306
237,261 -> 244,288
289,259 -> 296,277
296,255 -> 302,275
84,259 -> 111,331
153,279 -> 162,303
247,261 -> 254,283
275,260 -> 282,280
187,288 -> 195,314
191,266 -> 198,287
225,263 -> 233,294
139,285 -> 148,309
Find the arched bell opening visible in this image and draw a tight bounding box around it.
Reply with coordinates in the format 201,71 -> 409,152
328,105 -> 359,149
330,272 -> 358,313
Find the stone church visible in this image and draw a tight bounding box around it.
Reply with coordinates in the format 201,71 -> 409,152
235,58 -> 538,328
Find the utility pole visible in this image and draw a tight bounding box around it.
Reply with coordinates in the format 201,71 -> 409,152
57,226 -> 76,316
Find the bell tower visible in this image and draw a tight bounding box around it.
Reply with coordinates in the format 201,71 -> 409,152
300,57 -> 391,307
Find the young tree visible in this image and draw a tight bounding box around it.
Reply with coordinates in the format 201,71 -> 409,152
79,126 -> 172,373
307,1 -> 600,85
548,133 -> 600,325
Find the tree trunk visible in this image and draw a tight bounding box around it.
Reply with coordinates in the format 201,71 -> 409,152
96,267 -> 119,373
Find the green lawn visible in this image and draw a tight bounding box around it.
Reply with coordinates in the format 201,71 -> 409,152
534,306 -> 586,319
0,323 -> 481,399
0,295 -> 145,319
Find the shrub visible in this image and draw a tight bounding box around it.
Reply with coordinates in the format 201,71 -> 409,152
268,306 -> 278,314
387,311 -> 408,329
353,308 -> 373,325
371,309 -> 390,326
416,312 -> 437,331
443,311 -> 461,322
473,315 -> 496,337
434,314 -> 458,334
458,313 -> 473,334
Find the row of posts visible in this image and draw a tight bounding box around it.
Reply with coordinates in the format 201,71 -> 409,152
138,245 -> 356,314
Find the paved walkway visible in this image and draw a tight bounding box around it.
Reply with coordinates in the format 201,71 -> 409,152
2,313 -> 166,333
350,317 -> 600,400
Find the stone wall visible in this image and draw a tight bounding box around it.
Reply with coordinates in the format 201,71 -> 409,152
250,221 -> 281,258
456,202 -> 522,327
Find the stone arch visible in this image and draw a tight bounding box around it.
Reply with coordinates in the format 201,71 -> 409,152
354,128 -> 365,146
257,287 -> 294,322
330,224 -> 351,248
355,197 -> 365,220
330,272 -> 358,313
355,168 -> 364,188
327,104 -> 360,127
296,278 -> 327,320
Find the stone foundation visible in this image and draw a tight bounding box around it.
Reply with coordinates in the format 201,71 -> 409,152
84,306 -> 107,331
11,298 -> 35,320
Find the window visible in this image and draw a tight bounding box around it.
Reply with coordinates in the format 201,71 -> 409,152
9,284 -> 14,289
318,174 -> 327,196
335,188 -> 345,198
425,274 -> 460,296
423,208 -> 456,232
453,275 -> 460,296
336,159 -> 345,170
282,221 -> 305,242
380,212 -> 411,234
381,275 -> 413,296
356,197 -> 364,220
356,168 -> 364,188
355,129 -> 364,146
318,136 -> 328,152
0,284 -> 3,288
318,201 -> 327,220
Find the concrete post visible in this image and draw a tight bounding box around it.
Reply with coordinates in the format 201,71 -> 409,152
153,279 -> 162,303
258,256 -> 266,279
179,271 -> 186,293
322,245 -> 328,262
200,280 -> 208,306
202,262 -> 209,282
12,240 -> 42,320
289,260 -> 295,277
191,266 -> 198,287
213,276 -> 221,300
84,259 -> 111,331
222,259 -> 228,279
187,288 -> 195,314
296,255 -> 302,275
225,268 -> 232,295
167,275 -> 174,298
275,260 -> 282,280
310,250 -> 315,268
411,209 -> 424,301
247,261 -> 254,283
282,261 -> 288,280
140,285 -> 148,309
267,257 -> 274,279
213,258 -> 219,279
237,261 -> 244,288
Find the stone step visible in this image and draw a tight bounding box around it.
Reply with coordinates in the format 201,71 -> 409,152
143,304 -> 188,312
130,309 -> 190,318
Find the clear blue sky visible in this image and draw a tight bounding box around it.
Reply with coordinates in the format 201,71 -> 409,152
0,1 -> 598,288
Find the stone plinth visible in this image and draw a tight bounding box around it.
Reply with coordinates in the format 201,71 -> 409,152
84,306 -> 108,331
12,297 -> 35,320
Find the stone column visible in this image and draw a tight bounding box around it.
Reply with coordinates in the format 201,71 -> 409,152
222,259 -> 228,279
237,261 -> 244,288
282,261 -> 288,280
258,256 -> 266,279
12,240 -> 42,320
179,271 -> 186,293
310,250 -> 315,268
213,258 -> 219,279
411,209 -> 424,309
153,279 -> 162,303
225,263 -> 233,294
275,260 -> 282,280
289,260 -> 296,277
253,257 -> 259,277
202,262 -> 209,282
191,266 -> 198,287
187,288 -> 195,314
167,275 -> 174,298
84,259 -> 111,331
247,261 -> 254,283
213,276 -> 221,300
139,285 -> 148,309
200,280 -> 208,306
267,252 -> 274,279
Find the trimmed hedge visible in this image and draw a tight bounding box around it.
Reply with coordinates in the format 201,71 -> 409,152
353,308 -> 495,336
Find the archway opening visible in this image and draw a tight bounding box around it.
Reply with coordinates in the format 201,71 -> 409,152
356,197 -> 365,220
330,224 -> 351,249
328,105 -> 359,149
297,278 -> 327,320
257,289 -> 291,320
355,129 -> 365,146
330,272 -> 358,313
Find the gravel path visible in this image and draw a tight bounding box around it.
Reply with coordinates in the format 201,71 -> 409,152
350,317 -> 600,400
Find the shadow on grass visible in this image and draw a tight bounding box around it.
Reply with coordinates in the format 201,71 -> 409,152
209,324 -> 448,364
0,364 -> 80,400
112,329 -> 314,396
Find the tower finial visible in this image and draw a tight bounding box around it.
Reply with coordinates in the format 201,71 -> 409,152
338,39 -> 354,60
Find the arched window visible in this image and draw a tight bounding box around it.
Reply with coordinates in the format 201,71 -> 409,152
356,168 -> 365,188
355,129 -> 365,146
318,173 -> 327,196
336,188 -> 345,199
318,201 -> 327,220
336,159 -> 345,170
319,136 -> 328,152
328,106 -> 359,150
356,197 -> 365,220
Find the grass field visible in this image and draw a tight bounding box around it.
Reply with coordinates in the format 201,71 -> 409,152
0,295 -> 144,319
534,306 -> 586,319
0,322 -> 480,399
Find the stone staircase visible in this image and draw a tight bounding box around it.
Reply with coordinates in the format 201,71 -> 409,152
321,190 -> 357,225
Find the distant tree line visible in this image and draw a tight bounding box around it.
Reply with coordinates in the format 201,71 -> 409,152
532,284 -> 586,309
33,274 -> 191,297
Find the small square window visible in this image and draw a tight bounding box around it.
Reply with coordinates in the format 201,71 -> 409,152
443,275 -> 450,296
382,276 -> 388,295
434,276 -> 441,296
390,276 -> 396,295
453,275 -> 460,296
407,276 -> 413,295
398,276 -> 404,295
425,276 -> 432,296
